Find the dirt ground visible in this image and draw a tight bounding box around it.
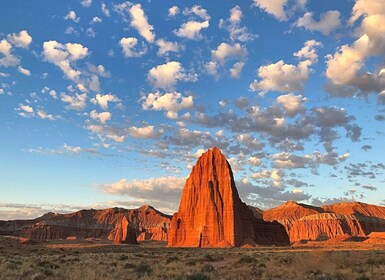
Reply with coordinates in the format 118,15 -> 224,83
1,236 -> 385,280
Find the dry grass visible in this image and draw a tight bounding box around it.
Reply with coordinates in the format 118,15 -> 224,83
1,237 -> 385,279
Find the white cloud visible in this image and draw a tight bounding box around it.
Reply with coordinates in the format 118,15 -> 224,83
37,110 -> 56,121
326,0 -> 385,98
248,156 -> 262,166
250,40 -> 321,93
0,39 -> 20,67
276,93 -> 306,116
91,93 -> 121,110
141,91 -> 193,119
183,5 -> 210,21
64,10 -> 80,23
205,61 -> 218,77
43,41 -> 88,83
127,125 -> 161,139
253,0 -> 288,21
174,20 -> 209,40
220,6 -> 256,42
18,66 -> 31,76
81,0 -> 92,7
129,4 -> 155,43
211,42 -> 247,65
168,6 -> 179,17
101,3 -> 110,17
230,5 -> 242,23
90,110 -> 111,123
7,30 -> 32,48
296,11 -> 341,35
119,37 -> 147,58
230,61 -> 245,78
102,176 -> 185,212
61,92 -> 87,111
20,104 -> 34,113
147,61 -> 197,89
91,16 -> 102,24
155,39 -> 179,56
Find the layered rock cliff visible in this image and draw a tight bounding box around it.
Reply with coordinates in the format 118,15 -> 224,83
264,201 -> 385,242
168,147 -> 289,247
1,206 -> 171,242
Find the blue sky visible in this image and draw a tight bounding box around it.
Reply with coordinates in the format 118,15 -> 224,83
1,0 -> 385,219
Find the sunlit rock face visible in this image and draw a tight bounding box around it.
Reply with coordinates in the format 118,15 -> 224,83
264,201 -> 385,242
113,216 -> 138,244
168,147 -> 289,247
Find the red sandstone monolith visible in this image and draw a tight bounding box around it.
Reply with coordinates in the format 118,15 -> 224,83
168,147 -> 289,247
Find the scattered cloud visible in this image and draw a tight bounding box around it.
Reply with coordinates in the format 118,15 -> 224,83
141,91 -> 193,119
129,4 -> 155,43
296,11 -> 341,35
147,61 -> 197,89
119,37 -> 147,58
250,40 -> 321,93
64,10 -> 80,23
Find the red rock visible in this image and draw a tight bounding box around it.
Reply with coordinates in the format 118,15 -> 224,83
264,201 -> 385,243
113,216 -> 138,244
3,205 -> 171,242
168,147 -> 289,247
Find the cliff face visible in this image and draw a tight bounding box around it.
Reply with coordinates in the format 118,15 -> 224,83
168,147 -> 289,247
2,206 -> 171,242
113,216 -> 138,244
264,201 -> 385,242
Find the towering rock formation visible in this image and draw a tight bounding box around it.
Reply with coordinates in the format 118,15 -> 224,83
168,147 -> 289,247
113,216 -> 138,244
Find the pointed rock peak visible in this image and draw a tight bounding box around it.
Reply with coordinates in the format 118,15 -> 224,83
284,200 -> 299,206
138,205 -> 154,211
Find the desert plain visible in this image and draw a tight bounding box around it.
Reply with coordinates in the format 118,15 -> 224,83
2,236 -> 385,280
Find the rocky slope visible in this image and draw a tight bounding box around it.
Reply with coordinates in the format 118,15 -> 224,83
0,205 -> 171,242
264,201 -> 385,242
168,147 -> 289,247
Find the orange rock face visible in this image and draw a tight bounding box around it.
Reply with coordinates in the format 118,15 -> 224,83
264,201 -> 385,243
113,216 -> 138,244
2,206 -> 171,242
168,147 -> 289,247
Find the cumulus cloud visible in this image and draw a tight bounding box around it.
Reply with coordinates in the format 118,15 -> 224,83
129,4 -> 155,43
102,176 -> 186,212
253,0 -> 288,21
90,110 -> 111,123
36,110 -> 56,121
61,92 -> 87,111
168,6 -> 180,17
174,21 -> 209,40
127,125 -> 161,139
91,93 -> 121,110
119,37 -> 147,57
147,61 -> 197,89
250,40 -> 321,93
7,30 -> 32,48
276,93 -> 306,116
326,0 -> 385,99
206,42 -> 247,78
64,10 -> 80,23
155,39 -> 179,56
140,91 -> 193,119
80,0 -> 92,7
42,40 -> 89,85
101,3 -> 110,17
18,66 -> 31,76
0,39 -> 20,67
296,11 -> 341,35
183,5 -> 210,21
211,42 -> 247,65
219,6 -> 256,42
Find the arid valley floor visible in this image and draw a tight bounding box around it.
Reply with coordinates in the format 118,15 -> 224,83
2,236 -> 385,280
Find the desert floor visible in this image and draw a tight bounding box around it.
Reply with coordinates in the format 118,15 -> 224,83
1,236 -> 385,280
